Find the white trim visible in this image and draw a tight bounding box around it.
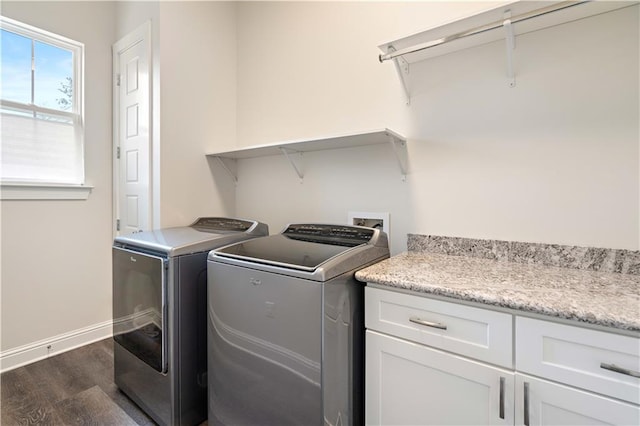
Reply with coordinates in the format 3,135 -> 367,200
112,21 -> 153,238
0,16 -> 82,52
0,319 -> 113,373
0,183 -> 93,200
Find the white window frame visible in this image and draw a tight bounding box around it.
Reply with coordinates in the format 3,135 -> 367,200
0,16 -> 91,200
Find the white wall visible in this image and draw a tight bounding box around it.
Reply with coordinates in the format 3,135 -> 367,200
407,6 -> 639,249
234,1 -> 639,252
1,2 -> 117,352
235,1 -> 506,146
158,1 -> 237,227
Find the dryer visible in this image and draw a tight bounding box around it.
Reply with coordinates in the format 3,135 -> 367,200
207,224 -> 389,426
112,217 -> 268,426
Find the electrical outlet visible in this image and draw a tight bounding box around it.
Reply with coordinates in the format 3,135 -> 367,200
348,211 -> 389,239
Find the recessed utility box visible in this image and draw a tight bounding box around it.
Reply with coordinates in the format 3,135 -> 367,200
348,211 -> 390,240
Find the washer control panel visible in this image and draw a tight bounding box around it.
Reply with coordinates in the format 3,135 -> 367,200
191,217 -> 254,232
283,224 -> 374,246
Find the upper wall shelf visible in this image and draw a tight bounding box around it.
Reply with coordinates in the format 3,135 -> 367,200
206,129 -> 408,183
379,0 -> 637,103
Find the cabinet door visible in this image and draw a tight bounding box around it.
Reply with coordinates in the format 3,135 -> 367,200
366,330 -> 514,425
515,374 -> 640,426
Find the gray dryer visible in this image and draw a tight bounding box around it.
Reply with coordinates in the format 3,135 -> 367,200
113,217 -> 268,426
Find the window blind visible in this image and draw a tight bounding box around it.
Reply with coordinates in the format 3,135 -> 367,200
1,111 -> 84,184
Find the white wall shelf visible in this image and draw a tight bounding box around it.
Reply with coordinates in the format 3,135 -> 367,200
379,0 -> 636,104
207,128 -> 408,182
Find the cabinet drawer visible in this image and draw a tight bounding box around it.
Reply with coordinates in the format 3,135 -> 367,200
365,287 -> 513,367
516,317 -> 640,405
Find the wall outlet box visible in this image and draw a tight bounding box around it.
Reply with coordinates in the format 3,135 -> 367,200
348,211 -> 389,239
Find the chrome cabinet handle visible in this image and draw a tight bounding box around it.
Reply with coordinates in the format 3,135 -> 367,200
600,363 -> 640,378
499,377 -> 505,419
523,381 -> 530,426
409,316 -> 447,330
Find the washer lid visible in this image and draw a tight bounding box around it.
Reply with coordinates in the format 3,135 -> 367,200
212,224 -> 375,271
113,217 -> 268,256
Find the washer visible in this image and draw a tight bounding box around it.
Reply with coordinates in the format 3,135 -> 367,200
112,217 -> 268,426
207,223 -> 389,426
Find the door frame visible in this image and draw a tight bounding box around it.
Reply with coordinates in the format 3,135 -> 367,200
112,21 -> 153,238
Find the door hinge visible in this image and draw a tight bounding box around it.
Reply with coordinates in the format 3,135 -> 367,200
116,219 -> 120,231
117,146 -> 121,159
116,74 -> 121,86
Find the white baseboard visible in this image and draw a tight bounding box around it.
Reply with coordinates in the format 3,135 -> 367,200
0,320 -> 113,373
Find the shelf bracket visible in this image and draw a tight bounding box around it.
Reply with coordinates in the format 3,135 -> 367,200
387,46 -> 411,106
388,134 -> 408,182
503,11 -> 516,88
279,147 -> 304,183
214,156 -> 238,183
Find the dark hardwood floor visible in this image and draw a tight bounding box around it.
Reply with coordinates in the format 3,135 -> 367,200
1,338 -> 156,425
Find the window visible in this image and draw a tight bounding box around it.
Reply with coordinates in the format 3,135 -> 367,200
1,16 -> 84,187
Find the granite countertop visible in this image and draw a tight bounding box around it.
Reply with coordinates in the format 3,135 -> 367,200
355,251 -> 640,332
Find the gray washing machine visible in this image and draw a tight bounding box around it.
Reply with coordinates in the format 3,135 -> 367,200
112,217 -> 268,426
207,224 -> 389,426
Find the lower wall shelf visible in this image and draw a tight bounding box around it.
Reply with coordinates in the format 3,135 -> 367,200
206,128 -> 408,182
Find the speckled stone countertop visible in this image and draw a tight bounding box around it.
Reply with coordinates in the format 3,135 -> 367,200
356,250 -> 640,332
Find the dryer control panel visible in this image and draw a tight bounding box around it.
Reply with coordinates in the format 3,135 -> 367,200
191,217 -> 255,232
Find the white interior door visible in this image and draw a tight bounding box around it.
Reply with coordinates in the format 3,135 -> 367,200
113,22 -> 151,236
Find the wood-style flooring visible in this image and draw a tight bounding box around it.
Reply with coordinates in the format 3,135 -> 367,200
1,338 -> 156,425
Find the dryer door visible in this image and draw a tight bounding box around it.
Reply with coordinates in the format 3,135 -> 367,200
113,247 -> 168,373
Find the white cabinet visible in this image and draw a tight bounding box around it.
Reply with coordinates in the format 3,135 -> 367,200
365,286 -> 640,426
365,287 -> 514,425
366,330 -> 514,425
515,374 -> 640,426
